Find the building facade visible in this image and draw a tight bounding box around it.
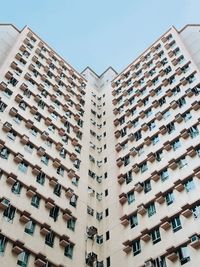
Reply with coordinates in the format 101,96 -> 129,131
0,23 -> 199,267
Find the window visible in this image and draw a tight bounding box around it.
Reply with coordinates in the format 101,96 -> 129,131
34,113 -> 41,122
106,231 -> 110,240
177,157 -> 187,168
147,203 -> 156,217
17,251 -> 29,267
155,150 -> 163,162
31,195 -> 41,208
192,205 -> 200,219
36,172 -> 45,185
172,139 -> 181,151
151,228 -> 161,244
165,191 -> 175,205
64,244 -> 74,259
105,189 -> 108,197
125,170 -> 132,184
166,122 -> 175,134
41,155 -> 49,165
135,130 -> 142,141
45,231 -> 55,247
4,88 -> 12,98
69,195 -> 78,208
24,143 -> 33,154
130,214 -> 138,228
144,180 -> 151,193
178,246 -> 190,265
171,216 -> 182,232
24,220 -> 35,235
0,101 -> 7,112
0,147 -> 9,159
105,208 -> 109,217
3,205 -> 16,222
13,114 -> 22,124
183,111 -> 192,122
140,162 -> 148,173
57,166 -> 64,177
0,235 -> 6,254
189,126 -> 199,138
106,256 -> 110,267
49,205 -> 59,221
96,235 -> 103,244
127,192 -> 135,204
54,183 -> 61,197
19,101 -> 27,110
11,181 -> 22,195
160,169 -> 169,182
87,204 -> 94,215
67,218 -> 76,231
96,212 -> 103,221
185,178 -> 195,192
7,131 -> 16,141
18,162 -> 28,173
29,128 -> 37,136
132,239 -> 141,256
152,135 -> 159,145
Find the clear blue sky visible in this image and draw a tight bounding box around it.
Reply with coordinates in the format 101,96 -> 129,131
1,0 -> 200,74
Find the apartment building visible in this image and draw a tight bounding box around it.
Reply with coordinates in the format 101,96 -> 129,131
0,23 -> 199,267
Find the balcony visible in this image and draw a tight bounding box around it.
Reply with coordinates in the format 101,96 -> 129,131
166,89 -> 173,97
19,210 -> 31,223
12,240 -> 24,255
15,93 -> 24,104
41,131 -> 49,140
127,121 -> 132,128
59,235 -> 70,247
45,198 -> 55,209
168,159 -> 178,170
9,107 -> 18,117
14,153 -> 23,163
137,204 -> 147,215
3,122 -> 12,132
155,192 -> 165,204
115,143 -> 122,152
32,165 -> 41,175
63,209 -> 72,221
119,193 -> 127,205
66,188 -> 74,198
163,141 -> 172,151
180,129 -> 189,139
53,158 -> 61,168
160,220 -> 171,230
151,171 -> 159,182
130,148 -> 137,157
25,119 -> 33,129
0,81 -> 7,91
6,173 -> 17,185
117,174 -> 125,185
191,101 -> 200,111
0,197 -> 10,210
132,164 -> 139,173
40,223 -> 51,235
120,215 -> 129,226
26,186 -> 36,197
135,183 -> 143,193
49,177 -> 58,187
116,158 -> 123,168
37,147 -> 45,156
147,152 -> 155,163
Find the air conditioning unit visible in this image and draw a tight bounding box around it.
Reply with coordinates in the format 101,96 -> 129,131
87,226 -> 97,238
86,252 -> 97,266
